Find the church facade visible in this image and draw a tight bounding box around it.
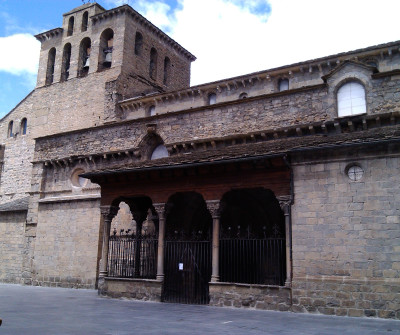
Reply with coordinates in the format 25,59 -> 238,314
0,3 -> 399,319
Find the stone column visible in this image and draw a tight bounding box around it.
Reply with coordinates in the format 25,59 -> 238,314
153,203 -> 166,281
279,197 -> 292,287
207,200 -> 221,283
99,205 -> 119,278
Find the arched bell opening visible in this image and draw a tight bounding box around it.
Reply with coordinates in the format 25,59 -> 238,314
98,28 -> 114,71
107,196 -> 159,279
219,188 -> 286,286
163,192 -> 212,304
78,37 -> 91,77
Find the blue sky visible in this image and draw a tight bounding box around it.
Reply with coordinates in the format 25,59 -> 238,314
0,0 -> 399,119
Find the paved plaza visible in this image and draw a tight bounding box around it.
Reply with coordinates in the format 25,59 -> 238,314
0,284 -> 399,335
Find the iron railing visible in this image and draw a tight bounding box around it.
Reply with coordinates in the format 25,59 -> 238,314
107,230 -> 158,279
163,231 -> 211,304
219,226 -> 286,286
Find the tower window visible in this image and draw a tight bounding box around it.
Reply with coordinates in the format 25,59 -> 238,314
7,121 -> 13,138
81,11 -> 88,32
20,118 -> 27,135
150,48 -> 158,79
67,16 -> 74,36
163,57 -> 170,85
134,32 -> 143,56
278,78 -> 289,92
46,48 -> 56,85
78,37 -> 91,77
61,43 -> 71,81
99,28 -> 114,70
149,105 -> 156,116
337,82 -> 366,117
208,93 -> 216,105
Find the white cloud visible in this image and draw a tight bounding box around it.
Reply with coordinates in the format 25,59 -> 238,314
163,0 -> 400,85
0,34 -> 40,76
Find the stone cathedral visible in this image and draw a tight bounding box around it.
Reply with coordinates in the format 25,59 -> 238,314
0,2 -> 399,319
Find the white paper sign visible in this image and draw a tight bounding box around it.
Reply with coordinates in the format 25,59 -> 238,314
179,263 -> 183,270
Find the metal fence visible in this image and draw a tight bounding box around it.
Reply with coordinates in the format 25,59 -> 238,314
163,239 -> 211,304
220,236 -> 286,286
107,231 -> 158,279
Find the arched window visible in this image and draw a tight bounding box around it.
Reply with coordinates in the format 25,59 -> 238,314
78,37 -> 91,76
239,92 -> 248,99
67,16 -> 74,36
7,121 -> 13,138
149,48 -> 158,79
134,32 -> 143,56
163,57 -> 171,85
148,105 -> 156,116
61,43 -> 71,81
46,48 -> 56,85
20,118 -> 27,135
99,28 -> 114,70
337,82 -> 366,117
208,93 -> 216,105
151,144 -> 169,160
81,11 -> 88,32
278,78 -> 289,92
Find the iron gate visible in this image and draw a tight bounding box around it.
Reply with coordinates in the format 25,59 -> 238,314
163,233 -> 211,304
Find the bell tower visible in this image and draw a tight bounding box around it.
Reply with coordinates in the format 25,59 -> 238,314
34,2 -> 195,123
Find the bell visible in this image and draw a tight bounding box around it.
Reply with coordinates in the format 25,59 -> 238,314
104,51 -> 112,64
83,57 -> 90,68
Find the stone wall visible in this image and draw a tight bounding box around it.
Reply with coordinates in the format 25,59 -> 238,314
291,152 -> 400,319
0,211 -> 26,283
209,283 -> 291,311
34,85 -> 329,161
102,278 -> 162,301
32,199 -> 101,288
34,74 -> 400,164
1,134 -> 34,203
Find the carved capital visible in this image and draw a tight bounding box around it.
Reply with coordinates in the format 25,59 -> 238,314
153,203 -> 166,220
277,195 -> 291,215
100,205 -> 119,222
206,200 -> 220,219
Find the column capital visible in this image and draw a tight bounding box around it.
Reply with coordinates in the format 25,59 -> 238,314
206,200 -> 221,219
277,195 -> 291,215
100,205 -> 119,221
153,203 -> 166,220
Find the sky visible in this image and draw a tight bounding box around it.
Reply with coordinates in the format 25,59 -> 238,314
0,0 -> 400,119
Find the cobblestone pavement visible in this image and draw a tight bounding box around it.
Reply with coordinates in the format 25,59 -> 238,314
0,284 -> 399,335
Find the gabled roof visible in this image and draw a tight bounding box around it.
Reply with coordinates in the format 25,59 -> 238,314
321,60 -> 376,82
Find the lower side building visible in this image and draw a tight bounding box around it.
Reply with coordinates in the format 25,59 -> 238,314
2,111 -> 396,319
